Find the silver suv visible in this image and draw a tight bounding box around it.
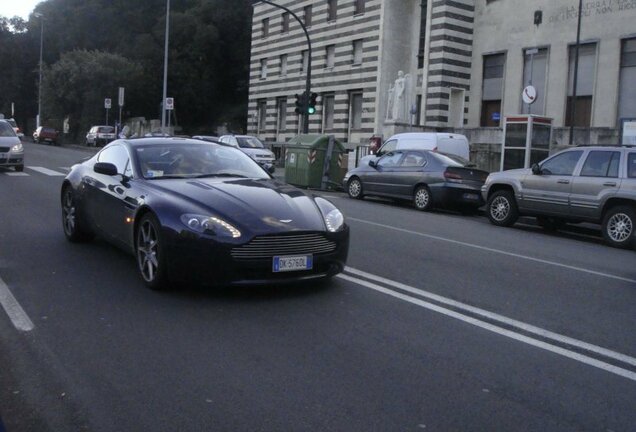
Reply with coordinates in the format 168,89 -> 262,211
482,146 -> 636,249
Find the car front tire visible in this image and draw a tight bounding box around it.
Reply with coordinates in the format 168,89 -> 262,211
487,190 -> 519,227
136,213 -> 169,290
602,206 -> 635,249
347,177 -> 364,200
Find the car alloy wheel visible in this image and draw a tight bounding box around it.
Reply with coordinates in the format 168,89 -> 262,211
487,190 -> 518,227
414,186 -> 432,211
62,187 -> 93,242
348,178 -> 363,199
136,214 -> 168,290
602,206 -> 635,249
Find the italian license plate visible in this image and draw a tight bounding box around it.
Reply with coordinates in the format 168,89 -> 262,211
273,255 -> 313,272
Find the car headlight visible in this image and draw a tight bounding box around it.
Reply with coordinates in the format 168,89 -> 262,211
180,214 -> 241,238
314,197 -> 345,232
11,143 -> 23,152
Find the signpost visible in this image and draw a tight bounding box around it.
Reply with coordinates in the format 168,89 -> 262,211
165,97 -> 174,128
117,87 -> 124,135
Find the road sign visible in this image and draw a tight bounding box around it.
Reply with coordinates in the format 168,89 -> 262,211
522,85 -> 537,105
105,98 -> 112,109
165,97 -> 174,110
118,87 -> 125,107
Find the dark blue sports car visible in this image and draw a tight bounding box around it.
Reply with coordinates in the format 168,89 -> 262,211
61,137 -> 349,289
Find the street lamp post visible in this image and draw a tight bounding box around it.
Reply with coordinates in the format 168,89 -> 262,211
161,0 -> 170,134
34,13 -> 44,129
252,1 -> 312,133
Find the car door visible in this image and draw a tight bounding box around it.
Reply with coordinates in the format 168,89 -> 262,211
569,150 -> 621,220
520,150 -> 583,216
389,151 -> 428,198
363,151 -> 404,195
83,145 -> 139,247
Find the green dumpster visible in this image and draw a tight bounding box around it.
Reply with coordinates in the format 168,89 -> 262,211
284,134 -> 347,190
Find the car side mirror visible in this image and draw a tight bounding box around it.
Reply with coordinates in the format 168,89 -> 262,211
94,162 -> 118,176
531,163 -> 541,175
368,160 -> 377,168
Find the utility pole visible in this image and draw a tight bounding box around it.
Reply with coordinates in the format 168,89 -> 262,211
252,1 -> 312,133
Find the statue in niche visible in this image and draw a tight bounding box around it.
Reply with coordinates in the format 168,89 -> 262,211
386,70 -> 411,122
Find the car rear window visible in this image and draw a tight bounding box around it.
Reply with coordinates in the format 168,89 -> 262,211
42,127 -> 56,133
98,126 -> 115,133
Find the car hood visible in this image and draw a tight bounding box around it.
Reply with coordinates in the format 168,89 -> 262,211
146,177 -> 327,234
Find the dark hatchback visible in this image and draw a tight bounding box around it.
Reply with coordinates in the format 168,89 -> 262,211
61,138 -> 349,289
343,150 -> 489,211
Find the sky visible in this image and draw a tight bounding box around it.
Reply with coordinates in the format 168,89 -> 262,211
0,0 -> 40,19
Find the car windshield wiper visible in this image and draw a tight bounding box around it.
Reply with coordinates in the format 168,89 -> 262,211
194,173 -> 249,179
148,175 -> 190,180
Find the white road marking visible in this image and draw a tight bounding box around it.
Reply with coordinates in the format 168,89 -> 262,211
0,276 -> 34,332
5,172 -> 29,176
337,272 -> 636,382
344,267 -> 636,368
27,166 -> 65,176
348,217 -> 636,284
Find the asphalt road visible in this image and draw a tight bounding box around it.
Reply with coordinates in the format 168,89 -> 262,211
1,140 -> 635,431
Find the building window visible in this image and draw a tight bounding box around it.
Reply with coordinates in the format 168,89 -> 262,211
281,12 -> 289,33
354,0 -> 365,15
260,58 -> 267,79
322,94 -> 335,131
303,5 -> 312,27
257,100 -> 267,134
301,49 -> 308,75
417,2 -> 428,69
325,45 -> 335,69
280,54 -> 288,76
261,18 -> 269,38
277,97 -> 287,132
618,38 -> 636,123
565,43 -> 597,127
352,39 -> 363,65
350,91 -> 363,130
327,0 -> 337,22
481,53 -> 505,127
522,48 -> 548,115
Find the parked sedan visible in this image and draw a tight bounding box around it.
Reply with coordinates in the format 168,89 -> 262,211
0,119 -> 24,171
61,138 -> 349,289
33,126 -> 59,145
343,150 -> 489,211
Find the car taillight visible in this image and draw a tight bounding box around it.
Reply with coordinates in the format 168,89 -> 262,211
444,170 -> 463,182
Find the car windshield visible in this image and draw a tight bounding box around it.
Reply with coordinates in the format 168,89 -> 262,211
135,142 -> 271,180
98,126 -> 115,133
236,136 -> 265,149
0,122 -> 16,137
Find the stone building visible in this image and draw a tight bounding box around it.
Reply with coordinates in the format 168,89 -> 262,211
247,0 -> 636,166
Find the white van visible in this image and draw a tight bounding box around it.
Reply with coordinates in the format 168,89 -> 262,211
359,132 -> 470,166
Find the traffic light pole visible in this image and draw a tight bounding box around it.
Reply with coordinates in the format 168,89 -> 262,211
253,1 -> 312,133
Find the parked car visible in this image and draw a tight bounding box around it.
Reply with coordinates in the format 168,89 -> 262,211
85,125 -> 116,147
343,149 -> 489,211
6,118 -> 24,138
482,145 -> 636,248
60,138 -> 349,289
359,132 -> 470,167
33,126 -> 59,145
218,135 -> 276,169
0,119 -> 24,171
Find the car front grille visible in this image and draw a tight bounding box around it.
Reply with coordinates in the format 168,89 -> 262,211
231,233 -> 336,260
0,147 -> 10,152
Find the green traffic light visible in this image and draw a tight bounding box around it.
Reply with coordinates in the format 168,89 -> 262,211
307,107 -> 316,114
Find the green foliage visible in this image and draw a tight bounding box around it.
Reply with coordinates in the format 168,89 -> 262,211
0,0 -> 253,136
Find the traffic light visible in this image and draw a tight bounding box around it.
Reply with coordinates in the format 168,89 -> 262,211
294,92 -> 306,115
307,92 -> 318,114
